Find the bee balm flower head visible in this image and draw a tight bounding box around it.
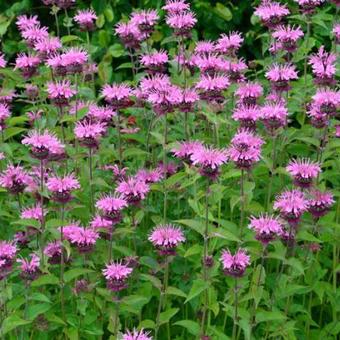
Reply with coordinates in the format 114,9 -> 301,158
46,174 -> 80,203
286,159 -> 321,188
249,214 -> 283,244
220,248 -> 250,277
103,261 -> 133,292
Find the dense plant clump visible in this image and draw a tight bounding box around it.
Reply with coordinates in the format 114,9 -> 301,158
0,0 -> 338,339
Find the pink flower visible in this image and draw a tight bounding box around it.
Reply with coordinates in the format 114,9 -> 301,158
307,105 -> 328,129
232,104 -> 260,130
88,105 -> 116,122
116,177 -> 150,205
0,89 -> 16,105
195,41 -> 215,55
74,121 -> 106,148
166,11 -> 197,36
333,23 -> 340,43
0,241 -> 17,279
47,80 -> 76,107
179,88 -> 199,112
139,74 -> 171,94
140,50 -> 168,73
95,194 -> 128,222
227,129 -> 264,169
311,88 -> 340,116
149,224 -> 185,255
286,159 -> 321,188
254,1 -> 290,28
16,15 -> 40,31
62,225 -> 99,253
265,63 -> 298,92
260,102 -> 288,132
74,9 -> 97,31
135,168 -> 163,184
249,214 -> 283,244
190,145 -> 228,179
22,130 -> 64,160
222,59 -> 248,83
194,54 -> 228,75
122,329 -> 152,340
162,0 -> 190,14
294,0 -> 325,14
21,25 -> 49,47
46,174 -> 80,203
115,22 -> 143,49
0,103 -> 11,129
196,74 -> 230,102
17,254 -> 40,281
336,125 -> 340,138
130,9 -> 159,35
172,140 -> 204,162
220,248 -> 250,277
235,82 -> 263,105
215,32 -> 243,55
0,54 -> 6,68
272,25 -> 304,52
274,189 -> 308,225
101,83 -> 133,110
307,189 -> 334,218
103,261 -> 133,291
62,47 -> 88,74
14,53 -> 40,78
25,85 -> 39,101
309,46 -> 336,86
0,164 -> 32,194
44,241 -> 62,264
21,204 -> 44,221
34,37 -> 62,58
90,215 -> 114,237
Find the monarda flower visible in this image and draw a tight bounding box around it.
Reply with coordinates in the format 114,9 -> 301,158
336,125 -> 340,138
333,23 -> 340,44
249,214 -> 283,244
260,102 -> 288,132
21,25 -> 49,48
0,89 -> 16,105
195,41 -> 215,55
74,9 -> 97,31
62,47 -> 88,74
293,0 -> 325,14
135,168 -> 163,184
165,11 -> 197,37
311,88 -> 340,116
190,145 -> 228,180
21,204 -> 45,222
162,0 -> 190,14
25,84 -> 39,101
22,130 -> 64,160
194,54 -> 229,76
286,159 -> 321,188
226,129 -> 264,169
74,121 -> 107,148
149,224 -> 185,255
179,88 -> 199,112
46,174 -> 80,203
232,104 -> 260,130
47,80 -> 76,107
122,329 -> 152,340
265,64 -> 298,92
0,103 -> 11,130
46,54 -> 66,76
140,50 -> 168,74
90,215 -> 114,238
14,53 -> 40,79
130,9 -> 159,35
220,248 -> 250,277
0,164 -> 32,194
44,241 -> 63,264
33,37 -> 62,59
88,105 -> 116,123
115,22 -> 143,49
196,74 -> 230,103
223,59 -> 248,83
101,83 -> 134,110
172,140 -> 204,163
0,53 -> 6,68
95,194 -> 128,223
309,46 -> 336,86
103,261 -> 133,292
272,25 -> 304,53
274,189 -> 308,225
116,177 -> 150,205
235,82 -> 263,106
215,31 -> 243,56
16,15 -> 40,31
17,254 -> 40,281
0,241 -> 17,280
254,1 -> 290,28
62,225 -> 99,253
307,189 -> 334,219
307,105 -> 328,129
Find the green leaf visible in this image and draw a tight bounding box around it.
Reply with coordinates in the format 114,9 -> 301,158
211,228 -> 240,243
31,274 -> 59,287
30,293 -> 51,304
2,315 -> 31,334
185,279 -> 209,303
140,273 -> 162,290
4,127 -> 26,141
61,35 -> 81,44
165,286 -> 187,298
175,219 -> 204,236
121,295 -> 149,313
159,308 -> 179,325
27,303 -> 52,321
256,310 -> 286,324
174,320 -> 200,336
64,268 -> 94,282
297,230 -> 321,243
214,3 -> 232,21
139,319 -> 155,329
109,43 -> 125,58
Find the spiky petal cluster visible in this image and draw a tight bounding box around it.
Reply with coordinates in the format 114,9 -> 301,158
140,50 -> 168,73
17,254 -> 40,281
254,1 -> 290,28
226,129 -> 264,169
21,204 -> 44,222
190,146 -> 228,180
215,32 -> 243,56
196,74 -> 230,103
149,224 -> 185,255
0,103 -> 11,129
249,214 -> 283,244
172,140 -> 204,163
95,194 -> 128,223
103,261 -> 133,291
162,0 -> 190,14
74,121 -> 107,148
307,190 -> 334,219
311,88 -> 340,116
14,53 -> 40,78
47,80 -> 76,107
235,82 -> 263,106
286,159 -> 321,188
74,9 -> 97,31
333,23 -> 340,43
101,83 -> 133,110
122,329 -> 152,340
272,25 -> 304,52
232,105 -> 260,130
0,241 -> 17,279
260,102 -> 288,132
16,15 -> 39,31
0,165 -> 32,194
165,11 -> 197,37
274,189 -> 308,225
294,0 -> 325,14
116,177 -> 150,205
220,248 -> 250,277
46,174 -> 80,203
265,64 -> 298,92
62,225 -> 99,253
44,241 -> 63,264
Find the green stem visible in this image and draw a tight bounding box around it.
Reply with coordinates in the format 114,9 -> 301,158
232,278 -> 239,340
304,19 -> 311,88
116,111 -> 122,166
60,203 -> 66,322
240,169 -> 245,240
163,113 -> 168,223
266,134 -> 277,211
40,160 -> 45,264
89,148 -> 94,213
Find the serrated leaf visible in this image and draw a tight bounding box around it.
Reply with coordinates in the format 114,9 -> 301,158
256,310 -> 286,323
64,268 -> 94,282
185,279 -> 209,303
166,286 -> 187,298
174,320 -> 200,336
159,308 -> 179,325
2,315 -> 31,334
175,219 -> 204,236
31,274 -> 59,287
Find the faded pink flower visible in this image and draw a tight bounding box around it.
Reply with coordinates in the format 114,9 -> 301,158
232,104 -> 260,130
103,261 -> 133,291
17,254 -> 40,281
21,204 -> 44,221
122,329 -> 152,340
254,1 -> 290,28
307,189 -> 334,218
272,25 -> 304,52
196,74 -> 230,103
74,121 -> 106,148
44,241 -> 62,264
166,11 -> 197,36
286,159 -> 321,188
34,37 -> 62,58
265,63 -> 298,92
95,194 -> 128,223
162,0 -> 190,14
0,54 -> 6,68
74,9 -> 97,31
0,241 -> 17,279
47,80 -> 76,107
172,140 -> 204,163
16,15 -> 40,31
260,102 -> 288,132
0,164 -> 32,194
249,214 -> 283,244
215,32 -> 243,55
14,53 -> 40,78
46,174 -> 80,203
220,248 -> 250,277
62,225 -> 99,253
22,25 -> 49,47
101,83 -> 133,110
140,50 -> 168,73
116,177 -> 150,205
235,82 -> 263,105
130,9 -> 159,35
